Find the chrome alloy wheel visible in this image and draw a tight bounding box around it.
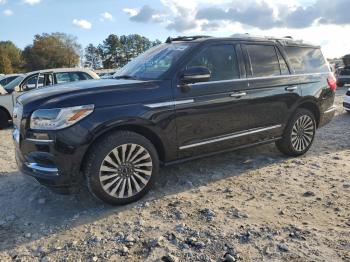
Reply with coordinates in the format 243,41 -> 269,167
291,115 -> 315,152
99,144 -> 153,198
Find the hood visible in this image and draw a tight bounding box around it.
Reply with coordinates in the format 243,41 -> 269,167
18,78 -> 162,110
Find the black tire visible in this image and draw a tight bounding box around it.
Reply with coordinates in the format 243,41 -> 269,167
276,108 -> 316,157
346,110 -> 350,114
337,82 -> 345,87
84,131 -> 159,205
0,109 -> 9,129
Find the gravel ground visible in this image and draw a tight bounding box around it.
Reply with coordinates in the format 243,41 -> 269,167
0,88 -> 349,262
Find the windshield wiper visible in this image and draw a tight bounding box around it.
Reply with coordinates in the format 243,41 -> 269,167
113,75 -> 138,80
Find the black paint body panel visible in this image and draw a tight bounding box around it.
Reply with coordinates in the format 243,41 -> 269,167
14,38 -> 336,189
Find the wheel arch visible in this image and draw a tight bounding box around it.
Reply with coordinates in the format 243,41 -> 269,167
80,122 -> 167,173
297,101 -> 321,127
0,105 -> 11,121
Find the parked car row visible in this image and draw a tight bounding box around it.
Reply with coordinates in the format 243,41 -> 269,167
334,66 -> 350,113
0,74 -> 22,87
12,35 -> 337,205
0,68 -> 99,128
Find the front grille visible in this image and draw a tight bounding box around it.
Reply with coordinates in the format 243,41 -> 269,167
344,102 -> 350,109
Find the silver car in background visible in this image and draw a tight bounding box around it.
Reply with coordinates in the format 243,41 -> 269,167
0,68 -> 99,128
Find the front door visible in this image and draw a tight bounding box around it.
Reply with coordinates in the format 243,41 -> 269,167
174,43 -> 254,158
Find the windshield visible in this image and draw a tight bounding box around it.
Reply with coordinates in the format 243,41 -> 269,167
4,75 -> 24,92
113,43 -> 190,80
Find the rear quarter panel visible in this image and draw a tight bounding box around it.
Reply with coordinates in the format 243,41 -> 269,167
298,73 -> 335,114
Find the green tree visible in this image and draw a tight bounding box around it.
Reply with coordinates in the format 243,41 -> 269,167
22,32 -> 81,71
0,41 -> 24,73
84,44 -> 102,69
0,54 -> 12,74
98,34 -> 161,69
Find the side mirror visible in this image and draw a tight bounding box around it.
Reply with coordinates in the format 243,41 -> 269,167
14,86 -> 21,92
181,66 -> 211,84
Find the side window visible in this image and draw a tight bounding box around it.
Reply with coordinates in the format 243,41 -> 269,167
69,73 -> 81,82
79,72 -> 93,80
186,45 -> 240,81
22,75 -> 38,90
285,47 -> 329,74
276,48 -> 290,75
44,74 -> 53,86
0,76 -> 17,86
8,76 -> 17,84
55,73 -> 71,84
247,45 -> 280,77
37,75 -> 44,88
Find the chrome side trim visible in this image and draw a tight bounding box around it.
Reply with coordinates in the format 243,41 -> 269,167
184,74 -> 210,80
174,99 -> 195,106
145,99 -> 194,108
26,162 -> 58,174
26,138 -> 54,143
179,125 -> 282,150
324,105 -> 337,114
189,72 -> 329,86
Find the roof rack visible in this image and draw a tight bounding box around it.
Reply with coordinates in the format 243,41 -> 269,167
165,36 -> 211,43
244,34 -> 312,46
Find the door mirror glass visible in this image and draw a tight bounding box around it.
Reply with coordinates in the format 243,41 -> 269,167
181,66 -> 211,84
14,86 -> 21,92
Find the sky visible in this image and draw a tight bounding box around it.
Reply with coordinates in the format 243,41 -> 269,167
1,0 -> 350,58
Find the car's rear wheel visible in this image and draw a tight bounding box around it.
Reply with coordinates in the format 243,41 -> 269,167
276,108 -> 316,157
337,82 -> 345,87
84,131 -> 159,205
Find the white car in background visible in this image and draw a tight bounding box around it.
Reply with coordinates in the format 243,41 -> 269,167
0,68 -> 99,128
343,88 -> 350,113
0,74 -> 22,87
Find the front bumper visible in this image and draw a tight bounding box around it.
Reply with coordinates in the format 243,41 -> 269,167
13,128 -> 88,193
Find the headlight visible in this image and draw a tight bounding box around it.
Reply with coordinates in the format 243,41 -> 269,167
30,104 -> 94,130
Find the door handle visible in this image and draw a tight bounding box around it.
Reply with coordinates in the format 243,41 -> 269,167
285,86 -> 298,92
179,84 -> 191,93
230,91 -> 247,98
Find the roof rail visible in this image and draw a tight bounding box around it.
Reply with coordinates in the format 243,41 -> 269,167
232,33 -> 298,42
165,35 -> 211,43
231,33 -> 266,40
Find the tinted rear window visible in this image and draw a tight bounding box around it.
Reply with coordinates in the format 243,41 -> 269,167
285,47 -> 329,74
246,45 -> 281,77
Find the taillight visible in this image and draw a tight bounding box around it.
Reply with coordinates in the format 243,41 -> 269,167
327,73 -> 337,92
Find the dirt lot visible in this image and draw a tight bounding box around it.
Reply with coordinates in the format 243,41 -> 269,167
0,88 -> 349,262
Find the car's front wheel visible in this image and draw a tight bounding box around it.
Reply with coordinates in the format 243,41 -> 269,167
85,131 -> 159,205
276,108 -> 316,157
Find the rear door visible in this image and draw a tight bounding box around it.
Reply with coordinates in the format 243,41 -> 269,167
241,43 -> 301,136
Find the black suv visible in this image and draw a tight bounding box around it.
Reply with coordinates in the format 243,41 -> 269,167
13,35 -> 336,205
